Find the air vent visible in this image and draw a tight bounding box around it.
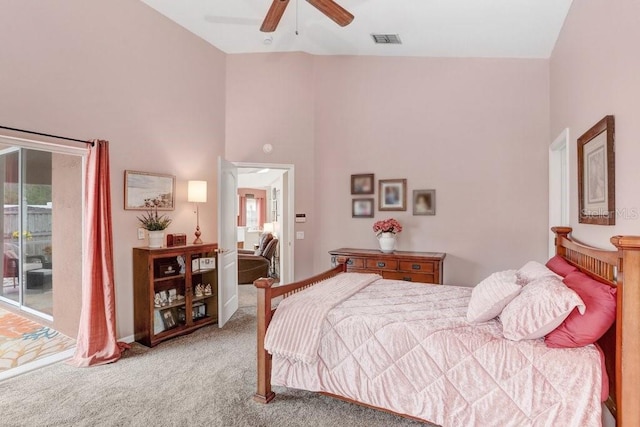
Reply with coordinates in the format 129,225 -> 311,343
371,34 -> 402,44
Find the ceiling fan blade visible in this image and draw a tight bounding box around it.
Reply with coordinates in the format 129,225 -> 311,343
306,0 -> 354,27
260,0 -> 290,33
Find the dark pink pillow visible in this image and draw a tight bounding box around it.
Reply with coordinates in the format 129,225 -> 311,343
545,271 -> 616,348
545,255 -> 579,277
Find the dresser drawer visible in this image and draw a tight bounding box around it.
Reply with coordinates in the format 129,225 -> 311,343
398,260 -> 435,273
382,271 -> 437,284
365,258 -> 398,271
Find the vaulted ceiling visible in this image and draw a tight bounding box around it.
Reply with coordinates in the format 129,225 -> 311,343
141,0 -> 573,58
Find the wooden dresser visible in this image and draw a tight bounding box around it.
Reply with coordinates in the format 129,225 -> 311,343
329,248 -> 446,285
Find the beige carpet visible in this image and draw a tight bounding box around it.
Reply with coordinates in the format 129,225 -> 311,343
0,284 -> 428,426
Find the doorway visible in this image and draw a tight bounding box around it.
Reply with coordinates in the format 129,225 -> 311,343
235,163 -> 294,285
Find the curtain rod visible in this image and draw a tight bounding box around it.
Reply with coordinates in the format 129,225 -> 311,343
0,125 -> 94,146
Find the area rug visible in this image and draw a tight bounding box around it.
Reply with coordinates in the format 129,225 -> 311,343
0,307 -> 75,372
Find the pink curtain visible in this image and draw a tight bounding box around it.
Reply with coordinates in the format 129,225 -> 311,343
69,140 -> 128,367
238,195 -> 247,226
256,197 -> 266,229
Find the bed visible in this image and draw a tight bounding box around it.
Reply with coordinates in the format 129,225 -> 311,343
254,227 -> 640,426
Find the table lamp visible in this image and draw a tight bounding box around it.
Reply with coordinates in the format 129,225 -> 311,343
188,180 -> 207,244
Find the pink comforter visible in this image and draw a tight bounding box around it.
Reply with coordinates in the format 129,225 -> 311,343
269,277 -> 602,427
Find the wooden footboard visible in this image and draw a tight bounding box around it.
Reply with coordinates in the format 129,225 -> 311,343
253,263 -> 346,403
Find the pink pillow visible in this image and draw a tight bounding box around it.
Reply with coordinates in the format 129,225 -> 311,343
545,271 -> 617,348
545,255 -> 579,277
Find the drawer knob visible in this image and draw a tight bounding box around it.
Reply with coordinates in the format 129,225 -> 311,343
403,277 -> 413,282
377,262 -> 386,268
347,259 -> 354,266
412,264 -> 421,270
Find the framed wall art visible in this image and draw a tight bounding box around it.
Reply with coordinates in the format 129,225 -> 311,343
351,174 -> 374,195
577,115 -> 615,225
413,189 -> 436,216
379,179 -> 407,211
352,198 -> 374,218
124,170 -> 176,210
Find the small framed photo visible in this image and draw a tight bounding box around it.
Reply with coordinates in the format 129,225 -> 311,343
413,189 -> 436,215
577,115 -> 615,225
160,308 -> 178,329
352,198 -> 374,218
351,174 -> 374,195
379,179 -> 407,211
124,170 -> 176,211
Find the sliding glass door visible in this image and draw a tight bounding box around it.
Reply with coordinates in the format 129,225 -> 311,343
0,147 -> 54,317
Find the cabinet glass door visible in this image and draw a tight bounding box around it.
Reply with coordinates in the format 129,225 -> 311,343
190,251 -> 217,325
152,255 -> 187,336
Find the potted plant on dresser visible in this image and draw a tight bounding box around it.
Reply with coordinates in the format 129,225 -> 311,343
137,205 -> 172,248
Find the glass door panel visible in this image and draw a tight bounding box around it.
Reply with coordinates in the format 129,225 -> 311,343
0,148 -> 54,318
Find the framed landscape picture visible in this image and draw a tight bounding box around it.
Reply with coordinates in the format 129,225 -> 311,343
124,170 -> 176,210
378,179 -> 407,211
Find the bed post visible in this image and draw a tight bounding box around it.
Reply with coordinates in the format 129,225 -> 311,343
551,226 -> 572,257
611,235 -> 640,427
254,277 -> 276,404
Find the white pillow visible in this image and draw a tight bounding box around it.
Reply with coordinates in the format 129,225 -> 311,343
515,261 -> 561,285
500,275 -> 585,341
466,270 -> 521,323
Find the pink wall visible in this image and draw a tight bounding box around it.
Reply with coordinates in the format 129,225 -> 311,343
551,0 -> 640,246
225,53 -> 317,280
314,56 -> 551,284
0,0 -> 226,338
227,53 -> 551,284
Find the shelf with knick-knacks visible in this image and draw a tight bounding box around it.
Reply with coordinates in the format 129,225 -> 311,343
133,243 -> 218,347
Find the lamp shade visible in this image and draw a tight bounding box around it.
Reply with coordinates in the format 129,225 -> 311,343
188,180 -> 207,203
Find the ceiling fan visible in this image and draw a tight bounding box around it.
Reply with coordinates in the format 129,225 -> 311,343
260,0 -> 354,33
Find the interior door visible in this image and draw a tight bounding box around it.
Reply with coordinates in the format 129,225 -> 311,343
217,157 -> 238,327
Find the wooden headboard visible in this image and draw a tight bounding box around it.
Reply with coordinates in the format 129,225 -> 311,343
552,227 -> 640,426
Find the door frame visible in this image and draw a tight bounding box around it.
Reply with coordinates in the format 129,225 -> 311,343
233,162 -> 294,284
549,128 -> 570,257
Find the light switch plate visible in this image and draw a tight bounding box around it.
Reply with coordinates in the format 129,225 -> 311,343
137,228 -> 145,240
296,231 -> 304,239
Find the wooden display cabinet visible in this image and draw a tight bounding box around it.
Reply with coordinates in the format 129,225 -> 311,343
329,248 -> 446,285
133,243 -> 218,347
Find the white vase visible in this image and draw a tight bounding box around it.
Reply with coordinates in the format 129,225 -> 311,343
377,232 -> 396,253
148,230 -> 165,248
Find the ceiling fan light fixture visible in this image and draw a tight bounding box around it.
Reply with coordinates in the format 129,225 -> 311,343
371,34 -> 402,44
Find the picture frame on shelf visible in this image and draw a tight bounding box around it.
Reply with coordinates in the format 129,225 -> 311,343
351,174 -> 375,195
577,115 -> 615,225
352,198 -> 374,218
379,179 -> 407,211
413,189 -> 436,216
124,170 -> 176,211
160,307 -> 178,329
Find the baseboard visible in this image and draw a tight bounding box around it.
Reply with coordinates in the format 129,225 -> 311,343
119,334 -> 135,344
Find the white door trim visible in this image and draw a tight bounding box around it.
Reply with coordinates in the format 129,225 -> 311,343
549,128 -> 570,257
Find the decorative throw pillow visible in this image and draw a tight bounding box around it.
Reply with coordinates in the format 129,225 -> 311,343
545,255 -> 579,277
466,270 -> 521,323
500,275 -> 585,341
545,271 -> 617,348
515,261 -> 561,285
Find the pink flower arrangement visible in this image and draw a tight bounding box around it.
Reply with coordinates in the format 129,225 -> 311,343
373,218 -> 402,236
